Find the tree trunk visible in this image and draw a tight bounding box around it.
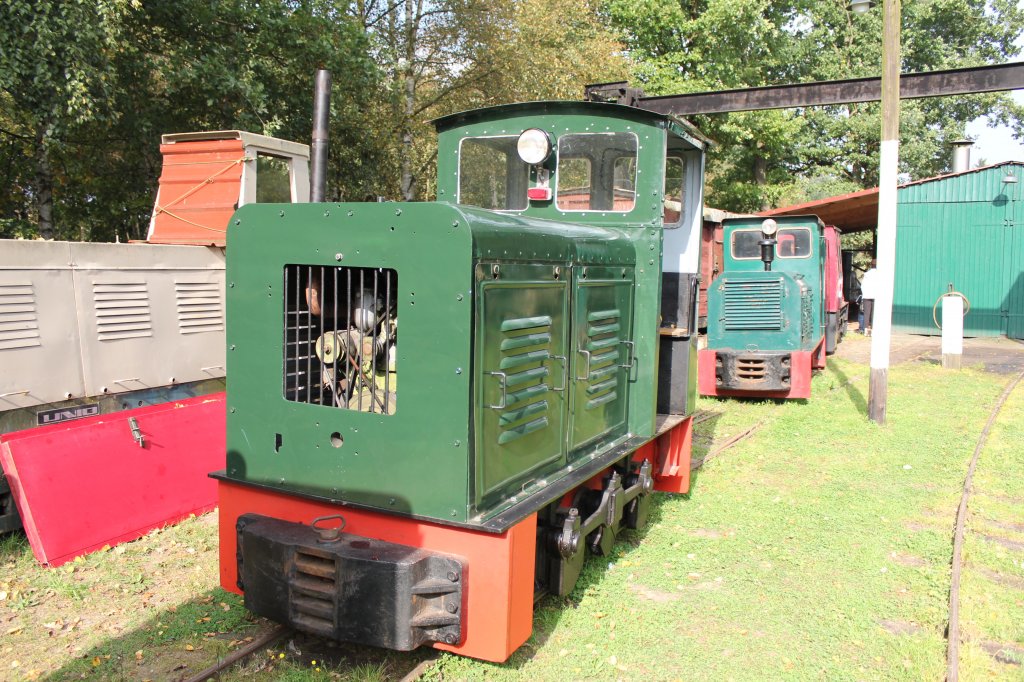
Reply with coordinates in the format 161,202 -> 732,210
753,153 -> 769,211
34,130 -> 55,239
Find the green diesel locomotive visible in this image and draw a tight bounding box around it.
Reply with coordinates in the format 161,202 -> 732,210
215,101 -> 708,661
698,215 -> 846,399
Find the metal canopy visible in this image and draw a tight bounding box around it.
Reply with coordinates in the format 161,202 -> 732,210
586,62 -> 1024,115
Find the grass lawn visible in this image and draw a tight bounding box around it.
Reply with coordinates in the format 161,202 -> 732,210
1,340 -> 1021,680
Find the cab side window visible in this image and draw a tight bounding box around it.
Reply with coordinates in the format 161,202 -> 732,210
556,133 -> 637,212
256,154 -> 293,203
458,136 -> 529,211
663,156 -> 685,225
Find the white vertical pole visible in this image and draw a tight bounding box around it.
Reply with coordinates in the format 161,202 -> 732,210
869,0 -> 901,424
941,295 -> 964,369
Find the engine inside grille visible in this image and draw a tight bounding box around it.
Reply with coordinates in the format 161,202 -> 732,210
283,265 -> 397,414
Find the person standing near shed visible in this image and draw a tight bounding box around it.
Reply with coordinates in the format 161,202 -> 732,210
861,260 -> 879,335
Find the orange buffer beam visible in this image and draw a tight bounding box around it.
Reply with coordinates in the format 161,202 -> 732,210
218,481 -> 536,662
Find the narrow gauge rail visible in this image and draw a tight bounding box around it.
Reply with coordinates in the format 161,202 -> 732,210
946,369 -> 1024,681
181,625 -> 290,682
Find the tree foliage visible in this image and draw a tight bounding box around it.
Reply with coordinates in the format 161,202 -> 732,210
603,0 -> 1024,212
0,0 -> 624,237
3,1 -> 1021,236
352,0 -> 626,200
0,0 -> 377,241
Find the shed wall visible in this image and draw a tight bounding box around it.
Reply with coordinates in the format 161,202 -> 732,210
894,164 -> 1023,338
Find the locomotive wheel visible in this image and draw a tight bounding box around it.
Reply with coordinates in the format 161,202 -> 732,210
588,525 -> 616,556
624,493 -> 651,530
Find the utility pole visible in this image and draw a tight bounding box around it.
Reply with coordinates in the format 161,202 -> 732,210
868,0 -> 900,424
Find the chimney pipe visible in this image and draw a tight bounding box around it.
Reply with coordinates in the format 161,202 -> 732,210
951,139 -> 972,174
310,69 -> 332,203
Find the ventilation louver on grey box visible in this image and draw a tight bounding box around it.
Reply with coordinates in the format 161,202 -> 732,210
93,281 -> 153,341
0,282 -> 41,351
175,281 -> 223,334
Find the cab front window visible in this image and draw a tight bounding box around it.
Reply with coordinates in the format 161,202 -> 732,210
731,227 -> 813,259
556,133 -> 637,212
458,136 -> 529,210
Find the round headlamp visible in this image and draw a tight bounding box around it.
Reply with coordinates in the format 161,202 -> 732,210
761,218 -> 779,237
517,128 -> 553,165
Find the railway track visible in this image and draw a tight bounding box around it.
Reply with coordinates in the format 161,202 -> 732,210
181,626 -> 291,682
179,625 -> 442,682
945,369 -> 1024,682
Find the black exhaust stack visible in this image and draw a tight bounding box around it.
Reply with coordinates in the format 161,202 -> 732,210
310,69 -> 332,202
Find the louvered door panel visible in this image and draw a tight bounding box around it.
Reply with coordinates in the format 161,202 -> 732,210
568,268 -> 634,457
474,265 -> 568,510
71,242 -> 225,396
0,241 -> 87,407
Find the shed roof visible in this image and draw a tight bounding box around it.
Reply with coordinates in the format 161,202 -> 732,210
760,160 -> 1023,233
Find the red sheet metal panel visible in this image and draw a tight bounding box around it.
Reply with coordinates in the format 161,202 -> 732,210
823,225 -> 845,314
760,188 -> 880,233
700,220 -> 724,322
148,139 -> 245,246
0,393 -> 225,566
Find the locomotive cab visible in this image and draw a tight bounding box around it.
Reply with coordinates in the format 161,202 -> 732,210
215,101 -> 708,661
698,214 -> 835,399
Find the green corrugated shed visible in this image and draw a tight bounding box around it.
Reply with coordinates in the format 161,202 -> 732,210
894,162 -> 1024,338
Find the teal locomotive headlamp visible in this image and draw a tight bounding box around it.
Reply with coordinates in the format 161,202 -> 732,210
760,218 -> 778,271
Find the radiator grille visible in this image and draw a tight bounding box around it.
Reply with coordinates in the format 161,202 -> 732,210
0,282 -> 41,351
800,285 -> 813,343
175,281 -> 223,334
722,277 -> 783,331
92,281 -> 153,341
283,265 -> 397,414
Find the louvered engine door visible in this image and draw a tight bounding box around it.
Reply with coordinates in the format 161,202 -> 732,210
568,266 -> 634,458
474,264 -> 569,511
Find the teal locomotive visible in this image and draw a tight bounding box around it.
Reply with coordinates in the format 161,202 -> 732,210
215,101 -> 709,661
698,215 -> 846,399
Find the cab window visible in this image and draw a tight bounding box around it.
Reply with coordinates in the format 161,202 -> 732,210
256,154 -> 292,203
775,228 -> 812,258
731,227 -> 813,259
458,136 -> 529,210
556,133 -> 637,212
731,229 -> 763,259
663,156 -> 685,225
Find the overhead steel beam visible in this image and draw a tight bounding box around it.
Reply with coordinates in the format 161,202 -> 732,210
585,62 -> 1024,116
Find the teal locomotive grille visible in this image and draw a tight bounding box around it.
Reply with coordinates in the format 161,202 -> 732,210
800,288 -> 813,343
722,278 -> 783,331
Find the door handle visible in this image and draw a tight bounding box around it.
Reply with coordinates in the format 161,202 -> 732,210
549,354 -> 567,391
619,340 -> 636,370
485,371 -> 507,409
575,349 -> 592,381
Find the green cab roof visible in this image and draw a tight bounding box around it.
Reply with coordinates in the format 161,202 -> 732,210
432,100 -> 711,149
